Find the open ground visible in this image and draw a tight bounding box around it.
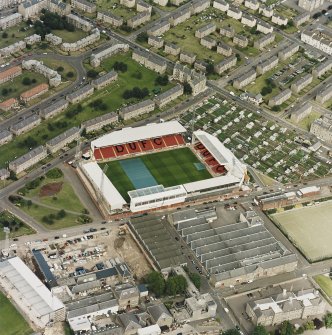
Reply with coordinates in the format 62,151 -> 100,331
271,201 -> 332,262
100,147 -> 212,200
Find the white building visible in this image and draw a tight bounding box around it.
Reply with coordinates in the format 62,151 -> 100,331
298,0 -> 325,12
0,13 -> 22,30
90,43 -> 129,67
301,25 -> 332,55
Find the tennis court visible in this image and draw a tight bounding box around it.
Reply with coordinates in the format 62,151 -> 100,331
271,201 -> 332,262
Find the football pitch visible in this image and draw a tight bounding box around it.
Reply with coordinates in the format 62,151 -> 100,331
271,201 -> 332,262
100,147 -> 212,201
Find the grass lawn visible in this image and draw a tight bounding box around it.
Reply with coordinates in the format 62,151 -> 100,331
21,203 -> 86,230
0,52 -> 171,168
0,72 -> 47,101
100,147 -> 212,200
41,58 -> 78,81
0,291 -> 33,335
96,0 -> 136,20
52,29 -> 88,43
314,275 -> 332,298
296,111 -> 321,131
0,211 -> 35,240
0,22 -> 33,49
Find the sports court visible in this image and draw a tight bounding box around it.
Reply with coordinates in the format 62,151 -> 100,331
99,147 -> 212,200
271,201 -> 332,262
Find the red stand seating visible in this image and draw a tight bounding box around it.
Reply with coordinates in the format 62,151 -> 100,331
151,137 -> 166,149
175,134 -> 185,145
163,135 -> 178,147
205,157 -> 218,166
126,142 -> 141,154
113,144 -> 128,156
94,148 -> 103,160
138,139 -> 154,152
213,165 -> 226,174
100,146 -> 116,159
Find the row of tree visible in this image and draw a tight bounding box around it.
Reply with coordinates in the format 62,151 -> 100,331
123,87 -> 149,100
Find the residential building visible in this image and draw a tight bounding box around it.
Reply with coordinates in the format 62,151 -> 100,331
190,0 -> 210,14
316,83 -> 332,104
200,36 -> 217,49
244,0 -> 259,11
195,23 -> 216,39
258,4 -> 273,17
194,60 -> 209,73
154,84 -> 183,108
301,25 -> 332,55
0,41 -> 26,57
169,8 -> 191,26
248,92 -> 263,105
132,49 -> 167,74
24,34 -> 41,45
173,62 -> 206,95
213,0 -> 229,11
127,11 -> 151,29
82,112 -> 118,133
48,0 -> 71,15
120,0 -> 135,8
39,99 -> 68,119
164,42 -> 180,56
298,0 -> 325,12
246,289 -> 326,326
71,0 -> 96,13
113,283 -> 140,310
256,56 -> 278,75
91,70 -> 118,90
137,325 -> 161,335
215,56 -> 237,74
20,83 -> 49,103
0,13 -> 22,30
0,66 -> 22,84
45,33 -> 63,45
9,146 -> 47,174
0,169 -> 10,180
272,14 -> 288,26
217,42 -> 232,56
180,51 -> 196,65
147,304 -> 173,327
46,127 -> 80,153
61,28 -> 100,52
66,85 -> 94,104
147,20 -> 170,36
268,88 -> 292,107
254,33 -> 275,50
97,11 -> 123,27
227,5 -> 242,20
310,114 -> 332,144
22,59 -> 61,87
0,98 -> 19,112
290,102 -> 312,122
233,34 -> 248,48
66,13 -> 93,31
219,25 -> 235,38
0,130 -> 13,145
293,12 -> 310,27
119,99 -> 155,120
184,293 -> 217,321
18,0 -> 47,19
256,20 -> 273,34
148,36 -> 164,49
117,313 -> 143,335
312,58 -> 332,77
291,73 -> 313,93
0,0 -> 25,10
233,69 -> 256,89
241,13 -> 256,27
153,0 -> 168,6
137,0 -> 152,12
10,114 -> 41,135
90,43 -> 129,67
278,43 -> 299,61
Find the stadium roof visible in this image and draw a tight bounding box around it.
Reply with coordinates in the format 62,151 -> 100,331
193,130 -> 246,180
91,121 -> 186,148
0,257 -> 64,316
81,161 -> 126,210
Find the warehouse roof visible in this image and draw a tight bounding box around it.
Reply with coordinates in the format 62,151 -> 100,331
91,121 -> 186,148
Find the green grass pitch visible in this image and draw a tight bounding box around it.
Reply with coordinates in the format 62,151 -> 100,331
0,291 -> 33,335
100,147 -> 212,201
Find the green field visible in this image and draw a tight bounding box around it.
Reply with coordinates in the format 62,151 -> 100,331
52,29 -> 88,43
0,23 -> 33,49
315,275 -> 332,298
0,211 -> 35,240
100,148 -> 212,200
0,291 -> 33,335
271,201 -> 332,262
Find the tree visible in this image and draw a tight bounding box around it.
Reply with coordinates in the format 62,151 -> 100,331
113,61 -> 128,73
261,86 -> 272,96
325,313 -> 332,328
189,272 -> 201,289
2,32 -> 8,38
146,271 -> 165,297
183,82 -> 192,95
155,75 -> 169,86
313,318 -> 324,329
236,53 -> 241,61
279,321 -> 295,335
57,66 -> 64,72
165,275 -> 187,296
223,329 -> 240,335
66,71 -> 74,78
2,88 -> 8,96
304,321 -> 315,330
251,325 -> 269,335
22,77 -> 32,85
87,69 -> 99,79
206,63 -> 215,75
56,209 -> 67,219
136,31 -> 148,43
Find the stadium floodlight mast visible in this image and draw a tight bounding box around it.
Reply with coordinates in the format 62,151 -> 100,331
3,226 -> 10,256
